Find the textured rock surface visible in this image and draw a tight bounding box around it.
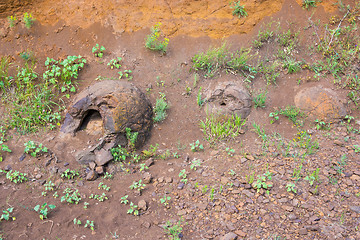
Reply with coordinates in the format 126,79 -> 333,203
294,86 -> 347,120
205,81 -> 252,119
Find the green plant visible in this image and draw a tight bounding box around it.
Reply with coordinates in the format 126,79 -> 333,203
92,44 -> 105,58
253,174 -> 272,192
0,140 -> 11,162
197,87 -> 206,107
293,130 -> 319,155
107,57 -> 122,69
89,193 -> 108,202
7,15 -> 17,28
292,164 -> 303,182
163,219 -> 183,240
98,182 -> 110,191
111,145 -> 129,162
120,195 -> 129,204
83,202 -> 89,209
61,169 -> 79,180
118,70 -> 133,80
3,170 -> 27,183
24,140 -> 48,157
1,208 -> 15,221
190,140 -> 204,152
302,0 -> 318,10
252,22 -> 276,48
145,23 -> 169,54
304,168 -> 320,186
259,60 -> 281,85
354,145 -> 360,153
253,91 -> 267,109
286,183 -> 297,193
61,187 -> 81,204
272,106 -> 305,126
179,169 -> 188,184
225,147 -> 235,156
230,1 -> 248,18
200,113 -> 246,143
0,56 -> 13,92
192,42 -> 255,79
153,93 -> 169,123
73,218 -> 82,225
314,119 -> 330,130
190,158 -> 201,170
209,188 -> 215,201
103,172 -> 113,179
127,202 -> 139,216
84,220 -> 95,231
160,195 -> 171,206
283,57 -> 302,74
129,180 -> 146,194
33,203 -> 56,220
252,122 -> 268,150
126,127 -> 138,150
42,180 -> 56,196
23,12 -> 35,29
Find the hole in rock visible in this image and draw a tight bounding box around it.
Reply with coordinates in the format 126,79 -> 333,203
79,110 -> 103,135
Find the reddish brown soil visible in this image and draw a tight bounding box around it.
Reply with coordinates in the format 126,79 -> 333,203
1,0 -> 360,240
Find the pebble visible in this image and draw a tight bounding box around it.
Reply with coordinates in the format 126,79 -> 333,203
220,232 -> 238,240
4,165 -> 11,171
299,228 -> 307,235
177,182 -> 185,190
138,200 -> 147,211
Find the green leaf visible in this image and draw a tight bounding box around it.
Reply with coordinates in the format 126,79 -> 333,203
34,205 -> 40,212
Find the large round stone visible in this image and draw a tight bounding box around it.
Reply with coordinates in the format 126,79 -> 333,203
205,81 -> 252,119
294,86 -> 347,120
60,80 -> 153,165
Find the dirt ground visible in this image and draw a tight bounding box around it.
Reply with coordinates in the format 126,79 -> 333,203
1,0 -> 360,239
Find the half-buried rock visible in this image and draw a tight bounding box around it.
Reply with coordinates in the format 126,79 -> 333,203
205,81 -> 252,119
294,86 -> 347,120
61,80 -> 153,172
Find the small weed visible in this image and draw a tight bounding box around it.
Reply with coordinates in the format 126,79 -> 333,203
103,172 -> 113,179
202,185 -> 208,194
61,169 -> 79,180
73,218 -> 82,225
190,140 -> 204,152
253,174 -> 272,193
153,93 -> 169,123
24,140 -> 48,157
83,202 -> 89,209
200,113 -> 246,143
209,188 -> 216,201
92,44 -> 105,58
179,169 -> 188,184
1,207 -> 15,221
42,180 -> 56,196
126,127 -> 138,150
107,57 -> 122,69
259,60 -> 281,85
2,170 -> 27,183
283,57 -> 302,74
145,23 -> 169,54
190,158 -> 201,170
302,0 -> 318,10
120,195 -> 129,205
129,180 -> 146,194
314,119 -> 330,130
252,122 -> 268,150
253,91 -> 267,109
118,70 -> 133,80
225,147 -> 235,156
127,202 -> 139,216
292,164 -> 303,182
304,168 -> 320,186
7,15 -> 17,28
163,219 -> 183,240
61,187 -> 81,204
89,193 -> 108,202
33,203 -> 56,220
197,87 -> 206,107
98,182 -> 111,191
230,1 -> 248,18
252,22 -> 276,48
160,195 -> 171,206
84,220 -> 95,231
23,12 -> 35,29
111,145 -> 129,162
286,183 -> 297,193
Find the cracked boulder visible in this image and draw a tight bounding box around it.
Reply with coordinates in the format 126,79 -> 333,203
61,80 -> 153,166
205,81 -> 252,119
294,86 -> 347,120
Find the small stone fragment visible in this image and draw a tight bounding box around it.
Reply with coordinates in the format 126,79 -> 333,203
221,232 -> 238,240
89,162 -> 96,170
95,166 -> 104,175
86,170 -> 98,181
299,228 -> 307,235
4,165 -> 11,171
142,172 -> 152,184
178,182 -> 185,190
145,158 -> 154,167
138,200 -> 147,211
